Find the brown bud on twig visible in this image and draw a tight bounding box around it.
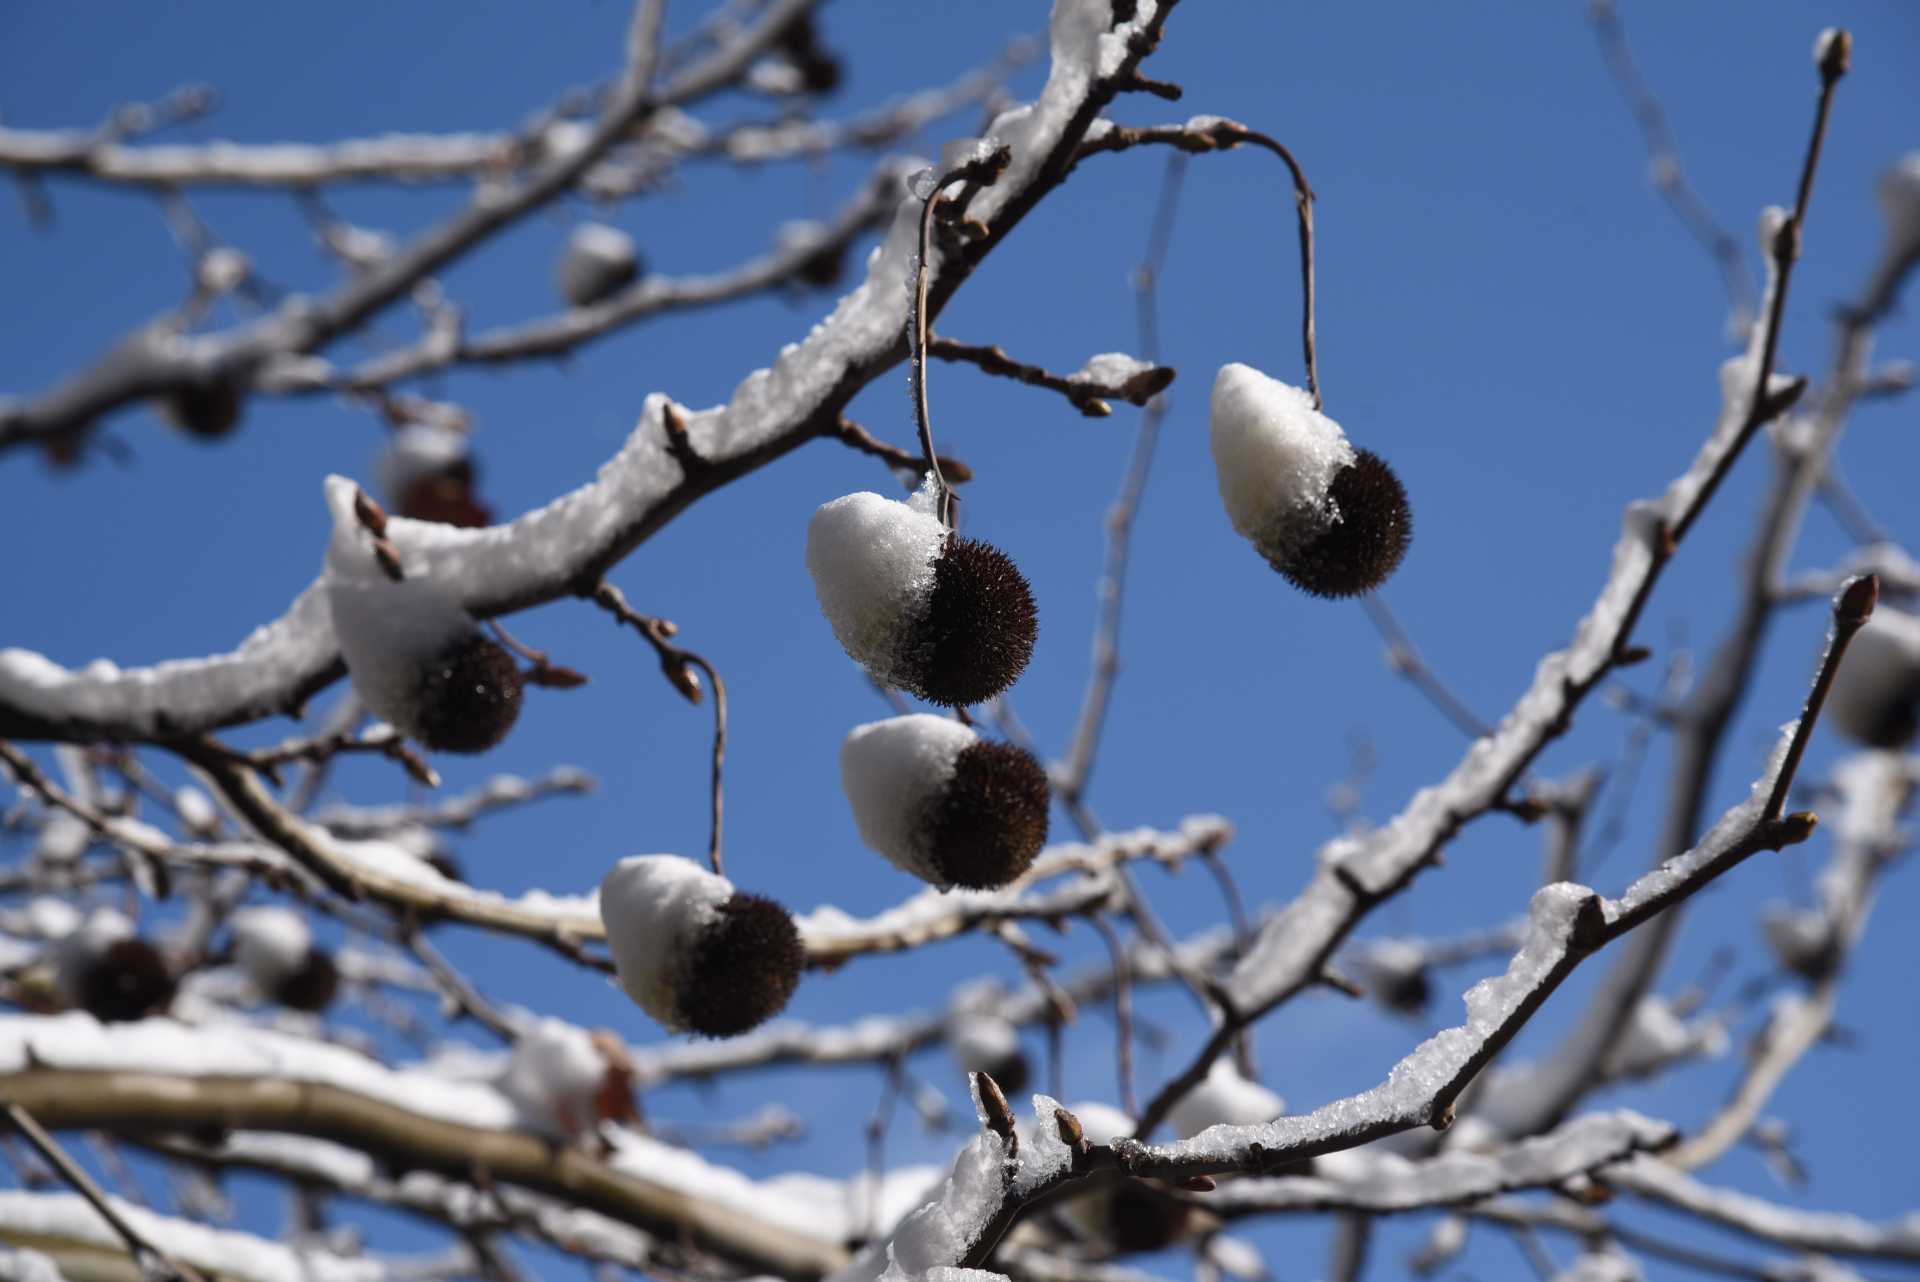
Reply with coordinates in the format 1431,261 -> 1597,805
663,657 -> 704,704
373,540 -> 405,583
1815,28 -> 1851,83
1054,1106 -> 1084,1148
1182,1175 -> 1217,1192
525,663 -> 590,689
1836,573 -> 1878,630
353,489 -> 389,537
974,1071 -> 1017,1146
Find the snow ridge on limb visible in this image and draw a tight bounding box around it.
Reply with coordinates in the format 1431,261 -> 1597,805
847,710 -> 1828,1273
0,0 -> 1185,745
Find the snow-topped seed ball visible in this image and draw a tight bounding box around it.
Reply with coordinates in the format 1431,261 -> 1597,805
1168,1059 -> 1284,1140
321,477 -> 523,756
558,223 -> 642,308
1825,605 -> 1920,749
377,424 -> 491,528
500,1017 -> 636,1139
231,906 -> 339,1013
841,714 -> 1050,890
51,909 -> 174,1023
1210,363 -> 1411,597
948,1010 -> 1028,1095
599,855 -> 803,1037
806,490 -> 1037,707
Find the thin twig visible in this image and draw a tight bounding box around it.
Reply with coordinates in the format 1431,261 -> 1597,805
1360,594 -> 1490,739
4,1100 -> 208,1282
908,148 -> 1011,526
1089,915 -> 1138,1118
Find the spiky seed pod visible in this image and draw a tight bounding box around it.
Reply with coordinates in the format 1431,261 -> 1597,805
1824,605 -> 1920,749
841,714 -> 1050,890
322,480 -> 524,754
557,223 -> 642,308
51,910 -> 173,1023
807,491 -> 1037,706
599,855 -> 803,1038
231,905 -> 340,1013
159,375 -> 243,440
1210,362 -> 1411,597
776,14 -> 842,94
1167,1059 -> 1284,1141
948,1010 -> 1030,1096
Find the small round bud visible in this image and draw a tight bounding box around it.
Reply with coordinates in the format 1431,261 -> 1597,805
841,715 -> 1050,890
558,223 -> 642,308
806,490 -> 1037,707
1209,363 -> 1411,597
599,855 -> 803,1038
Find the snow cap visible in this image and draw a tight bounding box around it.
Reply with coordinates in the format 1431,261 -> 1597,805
1167,1059 -> 1284,1140
598,855 -> 803,1037
806,489 -> 1037,706
841,714 -> 1050,889
1209,363 -> 1410,597
558,222 -> 641,307
1824,604 -> 1920,748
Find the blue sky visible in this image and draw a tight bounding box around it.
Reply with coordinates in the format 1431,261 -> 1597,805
2,3 -> 1917,1279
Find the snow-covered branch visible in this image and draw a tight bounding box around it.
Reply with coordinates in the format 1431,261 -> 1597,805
0,1015 -> 853,1278
1608,1157 -> 1920,1262
0,0 -> 1186,740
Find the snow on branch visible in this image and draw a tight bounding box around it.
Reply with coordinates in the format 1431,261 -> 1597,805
0,1015 -> 852,1278
1203,1111 -> 1675,1216
0,1188 -> 421,1282
1127,215 -> 1813,1135
1608,1157 -> 1920,1263
844,689 -> 1853,1274
0,0 -> 1185,742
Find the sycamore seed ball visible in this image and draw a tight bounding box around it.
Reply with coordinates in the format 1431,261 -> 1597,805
1824,605 -> 1920,749
1209,363 -> 1411,597
558,223 -> 642,308
51,909 -> 175,1023
806,490 -> 1038,707
231,906 -> 340,1013
841,714 -> 1050,890
598,855 -> 803,1038
326,576 -> 524,755
159,375 -> 244,440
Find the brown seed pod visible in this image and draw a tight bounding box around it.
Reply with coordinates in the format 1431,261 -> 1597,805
1269,449 -> 1412,598
411,633 -> 526,755
923,741 -> 1051,889
906,537 -> 1039,708
77,938 -> 176,1023
681,892 -> 806,1038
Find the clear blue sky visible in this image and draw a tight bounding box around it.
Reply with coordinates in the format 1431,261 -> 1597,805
2,4 -> 1917,1279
